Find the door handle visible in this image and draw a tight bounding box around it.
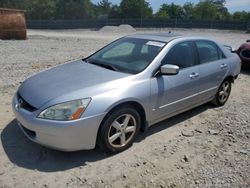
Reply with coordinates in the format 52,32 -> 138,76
220,63 -> 228,69
189,73 -> 199,79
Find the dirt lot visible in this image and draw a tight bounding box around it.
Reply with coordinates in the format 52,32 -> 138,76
0,28 -> 249,188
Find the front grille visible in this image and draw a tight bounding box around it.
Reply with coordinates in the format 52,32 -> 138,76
17,93 -> 37,112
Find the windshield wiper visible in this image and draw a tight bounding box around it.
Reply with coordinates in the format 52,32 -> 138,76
85,59 -> 119,72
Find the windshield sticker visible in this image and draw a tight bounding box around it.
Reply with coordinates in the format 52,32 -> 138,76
146,41 -> 165,47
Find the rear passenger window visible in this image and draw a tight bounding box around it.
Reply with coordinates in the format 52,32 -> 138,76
162,41 -> 195,69
196,41 -> 225,64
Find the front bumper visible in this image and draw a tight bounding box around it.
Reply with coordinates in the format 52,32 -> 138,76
12,93 -> 106,151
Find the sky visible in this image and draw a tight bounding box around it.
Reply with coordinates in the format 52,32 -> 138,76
92,0 -> 250,13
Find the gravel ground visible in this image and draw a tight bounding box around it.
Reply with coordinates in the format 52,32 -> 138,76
0,28 -> 249,188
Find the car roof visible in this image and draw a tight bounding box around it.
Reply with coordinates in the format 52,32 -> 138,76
126,32 -> 182,43
126,33 -> 214,43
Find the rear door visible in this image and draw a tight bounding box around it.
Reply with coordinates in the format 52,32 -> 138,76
150,41 -> 201,122
195,40 -> 228,101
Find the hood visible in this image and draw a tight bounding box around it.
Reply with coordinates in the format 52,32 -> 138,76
18,60 -> 130,108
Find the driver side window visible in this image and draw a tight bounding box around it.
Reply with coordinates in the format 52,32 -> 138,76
102,42 -> 135,59
162,41 -> 195,69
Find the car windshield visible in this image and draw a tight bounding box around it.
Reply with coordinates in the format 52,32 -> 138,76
86,37 -> 166,74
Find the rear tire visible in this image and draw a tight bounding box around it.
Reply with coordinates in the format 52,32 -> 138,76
97,107 -> 141,154
212,79 -> 232,106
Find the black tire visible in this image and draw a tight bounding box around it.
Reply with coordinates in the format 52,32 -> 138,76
97,107 -> 141,154
212,79 -> 232,106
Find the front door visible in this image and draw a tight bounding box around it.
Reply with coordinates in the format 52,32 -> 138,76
150,41 -> 201,123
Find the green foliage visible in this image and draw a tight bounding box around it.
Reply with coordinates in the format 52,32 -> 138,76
98,0 -> 112,14
55,0 -> 94,19
0,0 -> 249,21
193,0 -> 219,20
27,0 -> 56,20
94,0 -> 112,18
155,10 -> 169,19
120,0 -> 153,18
156,3 -> 184,19
232,11 -> 250,21
0,0 -> 29,9
109,5 -> 121,18
183,2 -> 195,19
193,0 -> 231,20
154,0 -> 242,21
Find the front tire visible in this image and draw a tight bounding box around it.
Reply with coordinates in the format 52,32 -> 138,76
97,107 -> 141,154
212,79 -> 232,106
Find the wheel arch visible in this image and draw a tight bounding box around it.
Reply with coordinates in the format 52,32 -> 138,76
97,100 -> 147,141
224,75 -> 235,83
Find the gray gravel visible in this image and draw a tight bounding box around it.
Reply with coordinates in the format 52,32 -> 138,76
0,34 -> 111,89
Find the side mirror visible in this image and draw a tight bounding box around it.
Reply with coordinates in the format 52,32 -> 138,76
160,64 -> 179,75
246,39 -> 250,43
223,45 -> 236,53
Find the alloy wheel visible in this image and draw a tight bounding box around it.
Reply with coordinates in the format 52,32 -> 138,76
218,81 -> 230,103
108,114 -> 137,148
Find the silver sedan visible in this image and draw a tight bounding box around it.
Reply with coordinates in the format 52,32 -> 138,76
12,33 -> 241,153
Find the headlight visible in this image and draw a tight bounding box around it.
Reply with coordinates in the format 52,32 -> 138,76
37,98 -> 91,121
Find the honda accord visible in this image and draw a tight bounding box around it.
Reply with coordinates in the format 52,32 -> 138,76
12,33 -> 241,153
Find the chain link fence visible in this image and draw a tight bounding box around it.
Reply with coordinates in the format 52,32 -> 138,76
27,18 -> 250,31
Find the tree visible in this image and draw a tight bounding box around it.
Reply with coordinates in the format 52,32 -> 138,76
98,0 -> 112,13
155,3 -> 184,19
120,0 -> 153,18
212,0 -> 230,20
193,0 -> 230,20
0,0 -> 31,9
155,10 -> 169,19
55,0 -> 94,19
95,0 -> 113,18
193,0 -> 219,20
26,0 -> 56,20
0,0 -> 95,19
232,11 -> 250,21
183,2 -> 195,19
109,5 -> 122,18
